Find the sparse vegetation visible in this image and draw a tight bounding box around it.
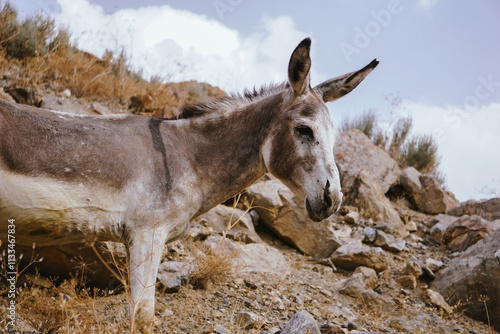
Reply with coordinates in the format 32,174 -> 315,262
0,1 -> 224,117
340,96 -> 445,184
340,109 -> 378,139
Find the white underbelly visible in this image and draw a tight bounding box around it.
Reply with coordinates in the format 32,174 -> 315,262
0,170 -> 126,245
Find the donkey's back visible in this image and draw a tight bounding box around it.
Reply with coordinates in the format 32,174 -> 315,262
0,99 -> 162,245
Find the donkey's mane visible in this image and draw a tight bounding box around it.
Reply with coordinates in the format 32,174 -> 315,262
172,82 -> 290,120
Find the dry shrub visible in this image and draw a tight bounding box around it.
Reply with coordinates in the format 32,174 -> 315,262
189,242 -> 236,290
17,275 -> 128,333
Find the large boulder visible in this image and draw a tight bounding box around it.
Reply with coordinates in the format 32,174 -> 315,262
398,167 -> 458,215
343,169 -> 404,231
203,235 -> 290,274
433,228 -> 500,329
245,179 -> 341,258
330,243 -> 388,273
334,129 -> 400,194
429,214 -> 460,243
193,205 -> 261,244
413,175 -> 457,214
448,198 -> 500,221
400,167 -> 423,194
443,215 -> 493,252
40,93 -> 92,115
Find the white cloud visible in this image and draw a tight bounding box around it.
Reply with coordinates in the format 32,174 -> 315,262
53,0 -> 310,92
397,100 -> 500,201
416,0 -> 440,11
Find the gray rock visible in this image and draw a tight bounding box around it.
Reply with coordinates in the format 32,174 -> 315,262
40,93 -> 91,115
214,324 -> 232,334
443,215 -> 492,252
424,258 -> 444,272
413,175 -> 457,215
331,243 -> 388,273
363,227 -> 378,243
186,223 -> 213,241
335,266 -> 378,297
203,236 -> 289,274
333,129 -> 401,194
326,304 -> 358,323
281,310 -> 321,334
246,178 -> 341,257
429,214 -> 459,242
157,261 -> 196,292
62,89 -> 71,98
160,309 -> 174,317
433,228 -> 500,329
360,290 -> 395,311
194,205 -> 261,244
343,169 -> 404,231
373,230 -> 406,253
400,167 -> 422,194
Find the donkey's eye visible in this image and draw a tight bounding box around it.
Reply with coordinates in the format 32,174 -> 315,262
295,125 -> 314,140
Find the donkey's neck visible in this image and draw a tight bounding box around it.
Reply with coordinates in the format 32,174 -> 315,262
185,92 -> 285,216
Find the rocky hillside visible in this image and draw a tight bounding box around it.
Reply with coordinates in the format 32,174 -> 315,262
1,105 -> 498,333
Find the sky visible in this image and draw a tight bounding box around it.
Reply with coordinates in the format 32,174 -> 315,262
14,0 -> 500,201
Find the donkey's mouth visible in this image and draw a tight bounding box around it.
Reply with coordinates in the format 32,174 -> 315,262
305,198 -> 324,222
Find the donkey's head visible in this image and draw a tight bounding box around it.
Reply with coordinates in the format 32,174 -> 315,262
263,38 -> 378,222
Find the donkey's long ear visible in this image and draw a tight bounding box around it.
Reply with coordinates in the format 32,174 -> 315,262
314,59 -> 379,103
288,38 -> 312,97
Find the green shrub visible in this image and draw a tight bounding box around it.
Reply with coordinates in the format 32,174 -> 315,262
387,116 -> 412,161
399,134 -> 440,174
340,109 -> 378,139
340,99 -> 445,184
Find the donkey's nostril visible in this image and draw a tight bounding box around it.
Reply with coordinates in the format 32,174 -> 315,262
323,181 -> 332,208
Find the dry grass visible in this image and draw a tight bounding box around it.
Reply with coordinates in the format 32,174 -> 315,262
189,243 -> 236,290
16,275 -> 128,333
0,241 -> 128,333
0,1 -> 225,118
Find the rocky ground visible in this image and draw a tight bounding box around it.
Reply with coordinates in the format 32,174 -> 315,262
2,179 -> 499,333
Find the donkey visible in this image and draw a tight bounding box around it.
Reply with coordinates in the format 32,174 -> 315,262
0,38 -> 377,332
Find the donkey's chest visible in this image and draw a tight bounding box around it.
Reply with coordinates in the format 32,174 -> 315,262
0,171 -> 128,245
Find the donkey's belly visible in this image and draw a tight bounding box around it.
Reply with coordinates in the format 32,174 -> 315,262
0,171 -> 126,245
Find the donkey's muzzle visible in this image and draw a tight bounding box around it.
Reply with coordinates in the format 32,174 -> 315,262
305,180 -> 342,222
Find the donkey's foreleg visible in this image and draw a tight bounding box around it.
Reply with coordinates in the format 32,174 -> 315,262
127,228 -> 168,333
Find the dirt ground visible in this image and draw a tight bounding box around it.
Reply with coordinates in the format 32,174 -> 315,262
1,220 -> 495,334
